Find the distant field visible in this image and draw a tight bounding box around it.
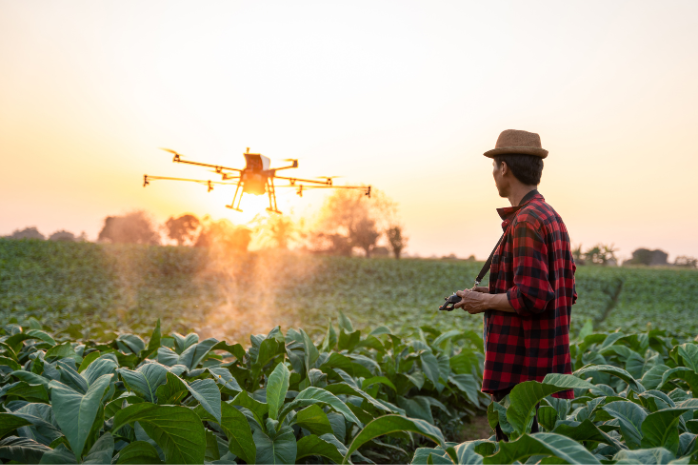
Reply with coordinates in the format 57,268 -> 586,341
1,239 -> 696,341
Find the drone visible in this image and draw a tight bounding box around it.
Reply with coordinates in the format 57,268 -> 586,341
143,148 -> 371,214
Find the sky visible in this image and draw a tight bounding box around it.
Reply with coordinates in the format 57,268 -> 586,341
1,0 -> 697,261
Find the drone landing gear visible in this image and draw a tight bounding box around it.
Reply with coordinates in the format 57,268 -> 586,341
226,183 -> 244,212
266,178 -> 282,214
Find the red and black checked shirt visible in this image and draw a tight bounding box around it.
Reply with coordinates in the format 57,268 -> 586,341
483,190 -> 576,399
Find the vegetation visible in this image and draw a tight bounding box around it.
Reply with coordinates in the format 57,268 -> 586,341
2,239 -> 698,341
0,315 -> 483,464
2,239 -> 698,463
414,326 -> 698,464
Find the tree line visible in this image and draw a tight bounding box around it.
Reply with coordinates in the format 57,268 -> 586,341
3,190 -> 410,259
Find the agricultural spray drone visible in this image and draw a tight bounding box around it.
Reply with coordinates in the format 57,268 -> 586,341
143,148 -> 371,214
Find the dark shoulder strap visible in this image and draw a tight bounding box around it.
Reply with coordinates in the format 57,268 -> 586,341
474,234 -> 504,286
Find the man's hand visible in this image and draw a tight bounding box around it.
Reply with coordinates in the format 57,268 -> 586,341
454,289 -> 488,314
454,289 -> 518,314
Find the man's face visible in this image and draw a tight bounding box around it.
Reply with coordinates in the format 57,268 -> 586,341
492,160 -> 509,198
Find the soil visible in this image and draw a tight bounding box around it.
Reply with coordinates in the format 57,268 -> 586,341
459,415 -> 493,442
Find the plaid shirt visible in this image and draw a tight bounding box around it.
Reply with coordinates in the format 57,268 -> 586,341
483,190 -> 576,399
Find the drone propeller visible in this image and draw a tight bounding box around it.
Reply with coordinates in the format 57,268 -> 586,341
160,148 -> 182,162
316,176 -> 341,185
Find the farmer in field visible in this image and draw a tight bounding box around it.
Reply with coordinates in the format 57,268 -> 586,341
454,129 -> 576,440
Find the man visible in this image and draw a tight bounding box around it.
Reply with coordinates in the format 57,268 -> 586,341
454,129 -> 576,440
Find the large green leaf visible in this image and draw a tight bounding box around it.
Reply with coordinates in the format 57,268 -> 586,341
173,333 -> 199,354
661,367 -> 698,394
154,371 -> 189,405
112,403 -> 206,464
552,419 -> 622,450
678,343 -> 698,372
267,362 -> 290,421
483,432 -> 600,464
612,447 -> 675,464
119,363 -> 169,403
602,400 -> 648,449
574,364 -> 645,392
342,415 -> 445,464
81,356 -> 118,386
178,338 -> 219,370
220,402 -> 256,464
208,367 -> 242,394
398,395 -> 434,424
116,440 -> 163,464
280,386 -> 361,426
295,434 -> 343,463
38,443 -> 76,464
83,432 -> 114,464
0,412 -> 33,438
0,436 -> 53,463
420,352 -> 441,387
230,390 -> 268,427
295,404 -> 334,435
49,373 -> 113,459
362,376 -> 397,392
506,380 -> 576,436
187,378 -> 222,423
449,374 -> 480,405
253,425 -> 297,464
0,355 -> 21,371
143,319 -> 162,359
641,408 -> 689,455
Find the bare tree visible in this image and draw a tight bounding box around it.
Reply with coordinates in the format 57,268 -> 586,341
386,225 -> 408,259
98,211 -> 160,245
165,214 -> 200,246
6,227 -> 45,240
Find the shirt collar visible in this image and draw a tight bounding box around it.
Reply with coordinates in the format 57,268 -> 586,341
497,189 -> 542,221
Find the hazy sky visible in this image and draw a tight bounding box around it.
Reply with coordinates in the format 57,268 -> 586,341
2,1 -> 697,260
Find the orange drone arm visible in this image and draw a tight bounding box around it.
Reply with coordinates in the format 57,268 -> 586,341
273,175 -> 334,185
143,175 -> 240,185
173,158 -> 243,173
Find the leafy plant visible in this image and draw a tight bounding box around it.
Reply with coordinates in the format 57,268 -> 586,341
414,327 -> 698,464
0,313 -> 483,464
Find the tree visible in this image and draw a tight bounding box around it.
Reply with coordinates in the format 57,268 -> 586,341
583,243 -> 618,265
312,188 -> 396,257
49,230 -> 76,242
165,214 -> 200,246
98,211 -> 160,245
350,217 -> 380,257
5,227 -> 45,240
675,256 -> 697,268
386,225 -> 408,259
624,248 -> 668,266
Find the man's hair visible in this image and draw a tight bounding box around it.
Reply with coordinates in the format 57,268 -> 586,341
494,153 -> 544,185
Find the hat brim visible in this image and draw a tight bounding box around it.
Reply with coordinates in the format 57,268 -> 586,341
483,146 -> 548,159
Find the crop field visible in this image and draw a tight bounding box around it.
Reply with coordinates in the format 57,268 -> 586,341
2,239 -> 698,464
1,239 -> 697,341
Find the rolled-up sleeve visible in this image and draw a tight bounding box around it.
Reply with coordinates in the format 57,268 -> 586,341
506,220 -> 555,316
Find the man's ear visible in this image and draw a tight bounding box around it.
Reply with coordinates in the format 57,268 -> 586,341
499,160 -> 509,177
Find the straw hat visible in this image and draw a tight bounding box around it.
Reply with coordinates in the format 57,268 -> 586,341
483,129 -> 548,159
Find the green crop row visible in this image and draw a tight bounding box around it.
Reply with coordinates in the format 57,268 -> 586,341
0,313 -> 485,464
4,240 -> 698,342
